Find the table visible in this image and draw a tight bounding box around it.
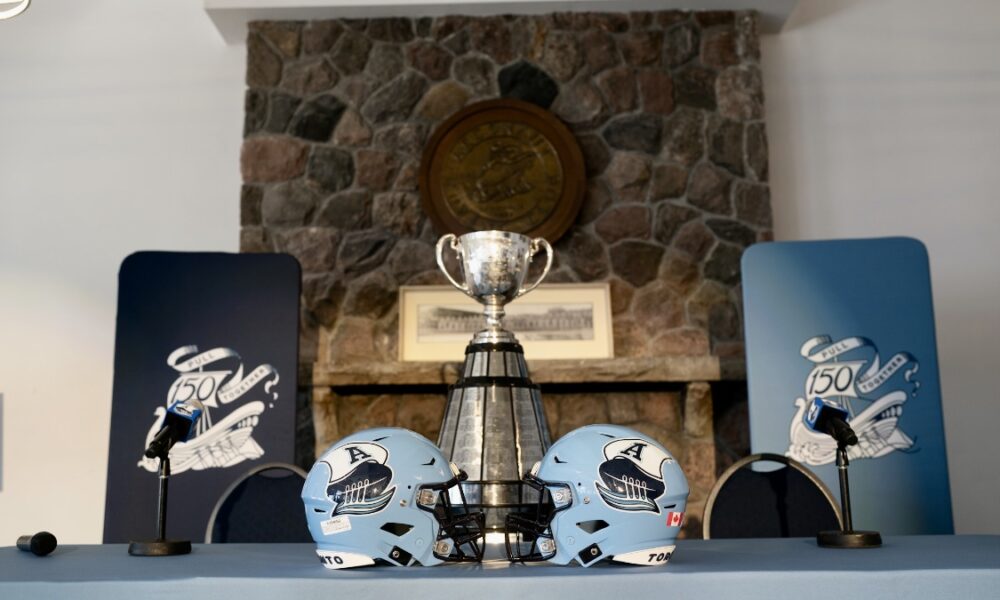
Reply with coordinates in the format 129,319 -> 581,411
2,536 -> 998,599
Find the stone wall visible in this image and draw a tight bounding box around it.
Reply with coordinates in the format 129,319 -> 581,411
240,10 -> 770,370
240,10 -> 770,537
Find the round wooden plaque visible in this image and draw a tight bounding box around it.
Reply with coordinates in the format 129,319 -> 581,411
419,98 -> 585,243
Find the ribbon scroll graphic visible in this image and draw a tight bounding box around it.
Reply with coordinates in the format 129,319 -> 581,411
137,345 -> 280,474
788,335 -> 919,466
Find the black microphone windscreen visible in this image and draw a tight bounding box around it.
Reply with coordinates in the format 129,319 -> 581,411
17,531 -> 57,556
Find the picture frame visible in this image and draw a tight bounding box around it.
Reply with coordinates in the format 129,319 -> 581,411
399,283 -> 614,362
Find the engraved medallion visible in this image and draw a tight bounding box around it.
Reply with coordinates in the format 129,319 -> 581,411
420,99 -> 585,243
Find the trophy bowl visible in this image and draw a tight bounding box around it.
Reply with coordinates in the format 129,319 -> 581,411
435,230 -> 553,334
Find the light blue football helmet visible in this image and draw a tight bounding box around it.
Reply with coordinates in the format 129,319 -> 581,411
505,424 -> 689,566
302,427 -> 484,569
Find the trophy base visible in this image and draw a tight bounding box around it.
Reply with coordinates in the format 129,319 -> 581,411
128,540 -> 192,556
439,327 -> 551,531
817,530 -> 882,548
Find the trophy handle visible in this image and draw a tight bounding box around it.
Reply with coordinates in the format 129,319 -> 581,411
436,233 -> 469,294
517,238 -> 553,298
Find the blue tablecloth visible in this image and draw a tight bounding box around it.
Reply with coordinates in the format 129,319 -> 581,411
1,536 -> 997,599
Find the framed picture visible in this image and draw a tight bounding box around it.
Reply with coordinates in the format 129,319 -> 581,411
399,283 -> 614,362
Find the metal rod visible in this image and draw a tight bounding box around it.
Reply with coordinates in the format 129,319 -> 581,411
156,457 -> 170,541
836,445 -> 853,532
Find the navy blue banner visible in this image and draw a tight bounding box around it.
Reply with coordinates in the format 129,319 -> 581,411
103,252 -> 300,543
742,238 -> 953,534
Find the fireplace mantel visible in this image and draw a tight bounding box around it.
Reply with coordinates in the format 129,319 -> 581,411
205,0 -> 799,43
313,355 -> 721,387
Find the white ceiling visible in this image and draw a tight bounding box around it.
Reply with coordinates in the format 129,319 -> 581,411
205,0 -> 800,44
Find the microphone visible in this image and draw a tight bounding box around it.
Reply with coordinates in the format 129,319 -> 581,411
144,399 -> 204,459
804,397 -> 858,447
17,532 -> 57,556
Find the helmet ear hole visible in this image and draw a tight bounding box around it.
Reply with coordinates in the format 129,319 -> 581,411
379,522 -> 414,536
576,520 -> 609,534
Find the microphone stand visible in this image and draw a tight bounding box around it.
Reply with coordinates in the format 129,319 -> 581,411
817,442 -> 882,548
128,454 -> 192,556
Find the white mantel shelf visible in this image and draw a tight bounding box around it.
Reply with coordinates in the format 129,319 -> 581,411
205,0 -> 799,44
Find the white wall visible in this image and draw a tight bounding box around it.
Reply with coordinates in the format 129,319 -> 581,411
764,0 -> 1000,533
1,0 -> 997,544
0,0 -> 243,542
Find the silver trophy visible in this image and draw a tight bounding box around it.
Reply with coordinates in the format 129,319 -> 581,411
434,230 -> 554,531
435,230 -> 553,342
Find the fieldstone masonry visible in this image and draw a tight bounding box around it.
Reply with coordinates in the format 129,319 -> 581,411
240,10 -> 771,537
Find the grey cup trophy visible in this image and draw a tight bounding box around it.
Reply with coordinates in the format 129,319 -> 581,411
434,230 -> 554,534
435,230 -> 553,342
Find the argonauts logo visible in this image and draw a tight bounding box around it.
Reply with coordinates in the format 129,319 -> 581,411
138,345 -> 279,474
595,439 -> 672,513
323,442 -> 396,516
788,335 -> 918,466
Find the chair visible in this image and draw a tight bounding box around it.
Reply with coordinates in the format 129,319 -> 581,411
205,462 -> 311,543
703,453 -> 841,539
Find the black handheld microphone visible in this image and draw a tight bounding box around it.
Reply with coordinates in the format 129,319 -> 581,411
17,532 -> 57,556
804,397 -> 858,447
144,399 -> 205,459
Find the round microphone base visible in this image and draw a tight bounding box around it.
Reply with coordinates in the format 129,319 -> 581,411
817,530 -> 882,548
128,539 -> 192,556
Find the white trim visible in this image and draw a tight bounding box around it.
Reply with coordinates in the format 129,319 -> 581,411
317,549 -> 376,569
204,0 -> 800,44
614,544 -> 676,566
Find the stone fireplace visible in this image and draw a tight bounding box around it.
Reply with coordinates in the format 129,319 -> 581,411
239,9 -> 770,536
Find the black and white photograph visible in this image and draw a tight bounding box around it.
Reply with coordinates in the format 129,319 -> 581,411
399,284 -> 613,361
417,303 -> 595,342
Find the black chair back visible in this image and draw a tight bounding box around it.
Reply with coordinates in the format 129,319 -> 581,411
704,453 -> 841,539
206,463 -> 311,543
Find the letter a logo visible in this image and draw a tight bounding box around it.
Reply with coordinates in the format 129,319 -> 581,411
619,443 -> 646,460
346,446 -> 373,464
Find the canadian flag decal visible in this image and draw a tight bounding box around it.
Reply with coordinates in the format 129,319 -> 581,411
667,511 -> 684,527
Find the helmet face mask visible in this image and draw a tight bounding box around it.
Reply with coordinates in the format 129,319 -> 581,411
504,470 -> 568,562
418,468 -> 485,563
302,428 -> 484,569
504,424 -> 690,567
